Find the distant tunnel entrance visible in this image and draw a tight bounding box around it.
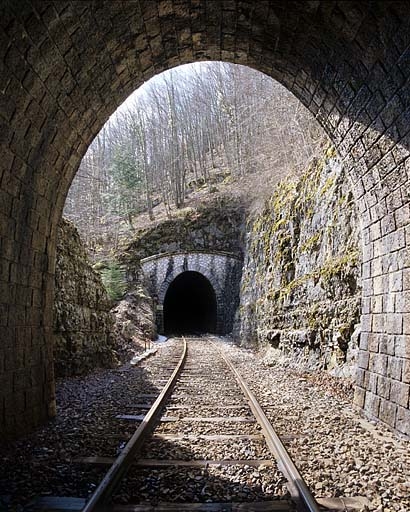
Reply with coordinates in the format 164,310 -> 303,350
163,271 -> 217,335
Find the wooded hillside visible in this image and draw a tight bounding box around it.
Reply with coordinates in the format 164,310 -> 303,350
64,62 -> 325,254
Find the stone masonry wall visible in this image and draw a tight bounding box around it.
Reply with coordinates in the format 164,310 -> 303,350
238,147 -> 362,380
54,219 -> 117,377
121,196 -> 246,335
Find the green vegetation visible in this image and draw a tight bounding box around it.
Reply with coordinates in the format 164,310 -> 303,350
100,262 -> 127,301
300,231 -> 322,253
319,176 -> 336,196
318,250 -> 359,283
92,261 -> 109,271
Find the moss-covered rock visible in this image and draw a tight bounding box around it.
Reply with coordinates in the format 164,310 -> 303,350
54,219 -> 118,377
237,145 -> 362,380
120,196 -> 246,264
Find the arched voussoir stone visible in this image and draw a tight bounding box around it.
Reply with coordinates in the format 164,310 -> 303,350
0,0 -> 409,438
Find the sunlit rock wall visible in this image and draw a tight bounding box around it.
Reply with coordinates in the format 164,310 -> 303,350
238,146 -> 362,379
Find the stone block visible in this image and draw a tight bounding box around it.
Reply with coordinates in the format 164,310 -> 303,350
353,387 -> 366,408
364,391 -> 380,417
390,380 -> 409,408
387,356 -> 403,380
377,375 -> 391,399
356,368 -> 366,387
370,257 -> 382,276
378,334 -> 395,355
404,268 -> 410,291
373,275 -> 386,296
389,229 -> 406,252
380,213 -> 396,236
372,313 -> 385,333
367,372 -> 378,393
367,333 -> 379,352
394,335 -> 409,357
369,220 -> 381,241
362,297 -> 371,315
3,412 -> 17,434
379,397 -> 397,427
4,390 -> 25,415
394,204 -> 410,228
358,350 -> 369,369
373,238 -> 387,259
362,261 -> 371,279
380,253 -> 394,274
389,270 -> 403,292
361,314 -> 372,331
0,373 -> 13,396
403,359 -> 410,384
395,406 -> 410,436
386,312 -> 403,334
403,313 -> 410,335
394,291 -> 408,313
371,295 -> 383,313
370,352 -> 388,374
380,334 -> 395,356
362,278 -> 373,297
359,331 -> 369,350
13,368 -> 29,392
383,293 -> 395,313
362,242 -> 373,263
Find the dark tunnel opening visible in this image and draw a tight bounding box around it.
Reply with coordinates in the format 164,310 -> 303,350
163,271 -> 217,335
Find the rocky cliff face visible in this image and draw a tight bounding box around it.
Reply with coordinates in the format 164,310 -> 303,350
54,219 -> 117,377
111,262 -> 157,362
238,147 -> 362,379
122,196 -> 246,263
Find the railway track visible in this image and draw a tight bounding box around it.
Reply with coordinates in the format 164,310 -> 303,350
35,337 -> 337,511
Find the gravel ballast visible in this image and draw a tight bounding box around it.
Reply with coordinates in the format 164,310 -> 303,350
217,338 -> 410,512
0,336 -> 408,511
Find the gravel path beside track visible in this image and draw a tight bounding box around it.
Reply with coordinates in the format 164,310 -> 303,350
216,338 -> 410,512
0,339 -> 183,506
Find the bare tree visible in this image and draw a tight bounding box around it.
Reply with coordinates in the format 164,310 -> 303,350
64,61 -> 325,255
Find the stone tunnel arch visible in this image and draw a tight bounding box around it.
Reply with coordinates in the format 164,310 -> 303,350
140,252 -> 242,336
163,271 -> 218,335
1,1 -> 410,438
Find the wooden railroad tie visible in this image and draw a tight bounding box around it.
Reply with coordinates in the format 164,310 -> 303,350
31,496 -> 372,511
72,457 -> 274,468
116,414 -> 256,423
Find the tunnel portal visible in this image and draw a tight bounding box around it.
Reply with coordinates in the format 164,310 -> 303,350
163,271 -> 217,335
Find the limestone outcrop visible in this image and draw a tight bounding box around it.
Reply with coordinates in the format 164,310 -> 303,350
53,219 -> 117,377
122,196 -> 246,263
238,147 -> 362,380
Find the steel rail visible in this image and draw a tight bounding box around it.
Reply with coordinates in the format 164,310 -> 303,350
216,342 -> 320,512
82,337 -> 188,512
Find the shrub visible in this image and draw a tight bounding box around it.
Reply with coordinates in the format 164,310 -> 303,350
100,262 -> 127,301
